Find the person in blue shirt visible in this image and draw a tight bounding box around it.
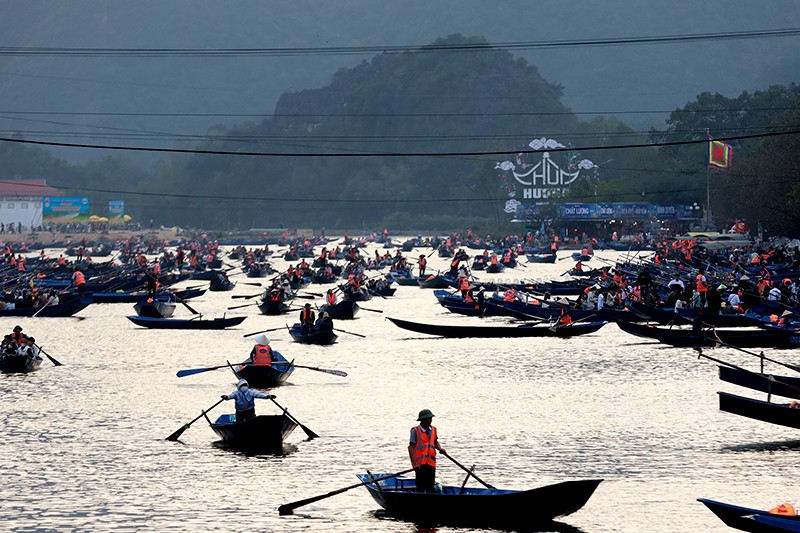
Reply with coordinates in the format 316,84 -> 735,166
221,379 -> 274,422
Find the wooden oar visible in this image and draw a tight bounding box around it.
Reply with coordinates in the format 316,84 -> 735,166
232,292 -> 263,300
269,397 -> 319,440
357,306 -> 384,314
278,468 -> 415,515
241,281 -> 263,287
242,326 -> 288,337
166,397 -> 225,441
441,451 -> 495,489
269,361 -> 347,377
228,302 -> 257,310
334,327 -> 366,338
34,344 -> 63,367
176,361 -> 250,378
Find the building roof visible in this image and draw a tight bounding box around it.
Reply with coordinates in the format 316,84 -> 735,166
0,179 -> 63,197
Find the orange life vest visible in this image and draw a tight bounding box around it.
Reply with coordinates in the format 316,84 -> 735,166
301,308 -> 314,323
458,277 -> 470,291
251,344 -> 273,366
73,271 -> 86,285
696,274 -> 708,292
326,292 -> 336,305
410,425 -> 438,468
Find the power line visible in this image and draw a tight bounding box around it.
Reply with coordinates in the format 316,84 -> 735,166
1,129 -> 797,157
0,106 -> 797,118
0,28 -> 798,57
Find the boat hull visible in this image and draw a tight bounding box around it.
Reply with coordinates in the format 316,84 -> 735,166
0,354 -> 42,373
719,391 -> 800,429
358,474 -> 602,528
387,317 -> 606,338
231,351 -> 295,388
288,323 -> 337,345
126,315 -> 246,330
699,498 -> 800,532
719,366 -> 800,400
210,414 -> 296,450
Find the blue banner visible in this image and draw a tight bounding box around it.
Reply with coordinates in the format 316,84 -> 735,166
42,197 -> 90,222
108,200 -> 125,219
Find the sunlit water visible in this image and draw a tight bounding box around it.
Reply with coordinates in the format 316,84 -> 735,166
2,245 -> 799,532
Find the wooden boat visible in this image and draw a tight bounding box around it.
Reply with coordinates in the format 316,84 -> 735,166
133,299 -> 176,318
257,299 -> 291,316
288,323 -> 338,345
208,279 -> 236,292
368,286 -> 396,298
699,498 -> 800,532
126,315 -> 246,330
0,353 -> 43,373
615,320 -> 784,349
209,413 -> 297,450
230,351 -> 295,388
571,252 -> 592,261
319,300 -> 359,320
418,274 -> 452,289
719,365 -> 800,400
357,473 -> 602,528
526,253 -> 557,263
0,296 -> 92,317
718,391 -> 800,429
90,287 -> 205,304
388,270 -> 419,286
484,263 -> 505,274
387,317 -> 606,338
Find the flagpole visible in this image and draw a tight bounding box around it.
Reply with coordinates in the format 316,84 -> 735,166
706,166 -> 711,224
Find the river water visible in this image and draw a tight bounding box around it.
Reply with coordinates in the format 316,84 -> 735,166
2,244 -> 798,532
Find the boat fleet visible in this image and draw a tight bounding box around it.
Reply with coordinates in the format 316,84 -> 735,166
5,230 -> 800,530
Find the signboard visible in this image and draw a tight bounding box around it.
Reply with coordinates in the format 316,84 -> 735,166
108,200 -> 125,219
515,203 -> 700,221
42,197 -> 90,222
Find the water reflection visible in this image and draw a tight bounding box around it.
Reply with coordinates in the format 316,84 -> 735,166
371,510 -> 588,533
211,440 -> 299,457
721,439 -> 800,453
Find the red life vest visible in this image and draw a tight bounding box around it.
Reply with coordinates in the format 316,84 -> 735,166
251,344 -> 273,366
301,308 -> 314,323
458,277 -> 470,291
410,425 -> 438,467
696,274 -> 708,292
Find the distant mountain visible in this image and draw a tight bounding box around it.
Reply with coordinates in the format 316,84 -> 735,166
0,0 -> 797,163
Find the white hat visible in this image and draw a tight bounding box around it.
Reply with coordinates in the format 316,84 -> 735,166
254,334 -> 270,345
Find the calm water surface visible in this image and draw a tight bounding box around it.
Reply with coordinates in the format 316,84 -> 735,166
2,245 -> 798,532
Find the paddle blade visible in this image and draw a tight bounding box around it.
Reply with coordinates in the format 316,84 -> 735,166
176,367 -> 215,378
166,424 -> 189,442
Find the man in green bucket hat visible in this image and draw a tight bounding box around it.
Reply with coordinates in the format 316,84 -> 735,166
408,409 -> 446,493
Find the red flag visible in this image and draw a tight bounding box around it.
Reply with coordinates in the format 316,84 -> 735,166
707,137 -> 733,170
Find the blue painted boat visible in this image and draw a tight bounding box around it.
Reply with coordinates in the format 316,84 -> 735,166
0,296 -> 92,317
699,498 -> 800,532
719,391 -> 800,429
288,323 -> 337,345
357,472 -> 602,528
229,351 -> 295,388
718,365 -> 800,400
209,413 -> 297,450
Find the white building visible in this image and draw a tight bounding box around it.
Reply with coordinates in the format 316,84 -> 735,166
0,179 -> 63,231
